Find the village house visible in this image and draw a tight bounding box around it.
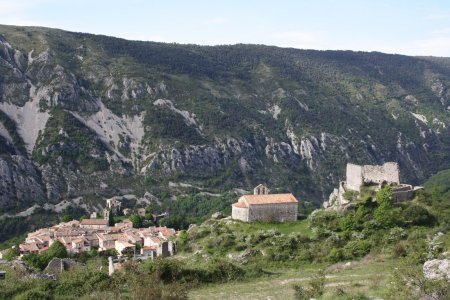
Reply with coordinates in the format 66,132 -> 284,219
106,198 -> 122,213
115,240 -> 136,256
97,233 -> 120,251
140,246 -> 157,258
80,219 -> 109,230
232,184 -> 299,222
70,237 -> 91,253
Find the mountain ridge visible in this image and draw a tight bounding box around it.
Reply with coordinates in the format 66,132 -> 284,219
1,24 -> 450,217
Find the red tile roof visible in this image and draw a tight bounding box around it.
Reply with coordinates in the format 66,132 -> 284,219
232,202 -> 248,208
80,219 -> 108,226
236,193 -> 298,206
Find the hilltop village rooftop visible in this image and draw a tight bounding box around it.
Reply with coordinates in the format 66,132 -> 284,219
19,219 -> 177,258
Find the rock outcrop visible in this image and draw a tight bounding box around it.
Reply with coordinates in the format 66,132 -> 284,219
423,259 -> 450,282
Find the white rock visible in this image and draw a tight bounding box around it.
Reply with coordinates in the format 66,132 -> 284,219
423,259 -> 450,281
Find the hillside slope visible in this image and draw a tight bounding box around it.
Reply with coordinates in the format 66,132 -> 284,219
1,24 -> 450,215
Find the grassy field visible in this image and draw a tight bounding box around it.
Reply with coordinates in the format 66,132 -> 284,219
189,255 -> 393,299
226,219 -> 312,236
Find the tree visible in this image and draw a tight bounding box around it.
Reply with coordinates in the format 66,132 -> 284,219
376,186 -> 393,207
145,204 -> 154,215
3,246 -> 19,261
145,204 -> 154,220
60,215 -> 73,223
130,215 -> 144,228
108,210 -> 115,226
403,205 -> 435,226
374,186 -> 396,228
47,240 -> 68,259
23,241 -> 68,270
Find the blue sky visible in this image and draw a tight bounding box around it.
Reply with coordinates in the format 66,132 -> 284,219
1,0 -> 450,56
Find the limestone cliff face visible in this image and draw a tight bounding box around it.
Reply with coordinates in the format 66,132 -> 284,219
0,156 -> 46,212
1,25 -> 450,214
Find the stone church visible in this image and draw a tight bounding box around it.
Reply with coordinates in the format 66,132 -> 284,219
231,184 -> 299,222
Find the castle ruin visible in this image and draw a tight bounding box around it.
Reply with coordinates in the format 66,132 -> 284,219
324,162 -> 421,210
346,162 -> 400,191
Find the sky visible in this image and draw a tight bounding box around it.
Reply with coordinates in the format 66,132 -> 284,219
1,0 -> 450,57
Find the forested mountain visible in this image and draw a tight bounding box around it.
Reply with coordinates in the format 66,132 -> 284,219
1,24 -> 450,218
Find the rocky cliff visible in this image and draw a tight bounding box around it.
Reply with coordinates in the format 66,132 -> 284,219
1,24 -> 450,216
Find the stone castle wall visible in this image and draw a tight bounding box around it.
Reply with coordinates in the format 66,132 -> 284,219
346,163 -> 363,191
248,203 -> 297,222
362,162 -> 400,186
346,162 -> 400,191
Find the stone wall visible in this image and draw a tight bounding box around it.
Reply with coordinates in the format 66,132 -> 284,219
346,162 -> 400,191
362,162 -> 400,185
346,163 -> 363,191
232,206 -> 249,222
248,203 -> 297,222
391,184 -> 414,202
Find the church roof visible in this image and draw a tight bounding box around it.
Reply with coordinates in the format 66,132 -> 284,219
232,202 -> 248,208
235,193 -> 298,207
80,219 -> 108,226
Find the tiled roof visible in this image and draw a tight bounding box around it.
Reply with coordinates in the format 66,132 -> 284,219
237,193 -> 298,206
232,202 -> 248,208
97,233 -> 122,241
80,219 -> 108,226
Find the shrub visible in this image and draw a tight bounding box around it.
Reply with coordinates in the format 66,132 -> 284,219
309,210 -> 342,232
392,242 -> 407,258
387,227 -> 407,243
374,186 -> 397,228
343,190 -> 359,201
343,240 -> 372,259
402,205 -> 435,226
15,289 -> 53,300
327,247 -> 343,263
340,212 -> 357,232
293,270 -> 325,300
3,247 -> 19,261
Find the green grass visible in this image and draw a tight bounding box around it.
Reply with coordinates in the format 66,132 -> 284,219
189,256 -> 393,300
229,219 -> 311,236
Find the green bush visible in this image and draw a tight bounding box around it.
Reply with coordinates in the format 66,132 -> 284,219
15,289 -> 53,300
309,210 -> 342,232
3,247 -> 19,261
327,247 -> 344,263
340,212 -> 357,232
343,240 -> 372,259
23,241 -> 68,270
402,205 -> 435,226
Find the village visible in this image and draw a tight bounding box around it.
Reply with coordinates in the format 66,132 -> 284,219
17,198 -> 177,260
